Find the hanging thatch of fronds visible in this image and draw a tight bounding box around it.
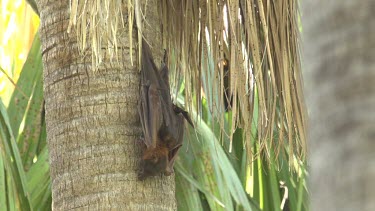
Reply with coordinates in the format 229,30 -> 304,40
67,0 -> 126,70
66,0 -> 306,164
158,0 -> 306,164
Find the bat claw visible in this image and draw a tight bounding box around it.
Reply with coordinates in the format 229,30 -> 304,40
163,49 -> 167,63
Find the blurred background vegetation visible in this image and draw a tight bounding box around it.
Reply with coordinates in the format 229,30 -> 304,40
0,0 -> 308,210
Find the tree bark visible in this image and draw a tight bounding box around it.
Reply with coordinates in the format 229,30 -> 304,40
39,0 -> 176,210
302,1 -> 375,211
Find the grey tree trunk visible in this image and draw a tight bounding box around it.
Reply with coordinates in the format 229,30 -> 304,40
39,0 -> 176,210
302,1 -> 375,211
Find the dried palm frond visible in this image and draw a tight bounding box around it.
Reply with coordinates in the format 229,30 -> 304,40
159,0 -> 306,164
67,0 -> 125,70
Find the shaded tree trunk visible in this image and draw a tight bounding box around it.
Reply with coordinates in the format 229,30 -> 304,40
39,0 -> 176,210
302,1 -> 375,211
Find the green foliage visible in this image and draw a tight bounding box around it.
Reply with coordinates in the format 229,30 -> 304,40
174,88 -> 308,211
0,33 -> 308,211
0,33 -> 50,211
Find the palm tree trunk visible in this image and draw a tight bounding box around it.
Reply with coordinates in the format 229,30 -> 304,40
302,1 -> 375,211
39,0 -> 176,210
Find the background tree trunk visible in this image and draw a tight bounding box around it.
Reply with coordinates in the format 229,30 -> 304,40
39,0 -> 176,210
302,1 -> 375,211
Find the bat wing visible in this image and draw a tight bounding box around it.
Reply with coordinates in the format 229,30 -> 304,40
138,82 -> 151,146
138,82 -> 163,148
147,84 -> 163,148
164,113 -> 185,175
157,51 -> 193,172
139,40 -> 164,148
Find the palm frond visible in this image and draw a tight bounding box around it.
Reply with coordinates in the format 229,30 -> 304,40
160,0 -> 306,164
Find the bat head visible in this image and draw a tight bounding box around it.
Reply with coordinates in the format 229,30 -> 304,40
138,155 -> 168,180
138,146 -> 169,180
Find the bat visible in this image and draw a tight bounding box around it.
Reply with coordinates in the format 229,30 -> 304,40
137,40 -> 193,180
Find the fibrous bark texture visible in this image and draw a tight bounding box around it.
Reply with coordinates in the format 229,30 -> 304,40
39,0 -> 176,210
302,1 -> 375,211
